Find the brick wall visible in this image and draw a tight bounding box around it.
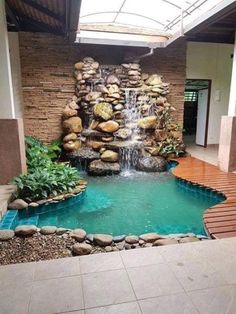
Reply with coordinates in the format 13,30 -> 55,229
19,32 -> 186,143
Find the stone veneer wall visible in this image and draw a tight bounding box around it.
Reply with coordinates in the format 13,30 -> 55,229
19,32 -> 186,143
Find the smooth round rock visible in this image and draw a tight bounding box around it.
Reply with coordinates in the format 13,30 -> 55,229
0,230 -> 15,241
40,226 -> 57,235
153,238 -> 179,246
124,243 -> 132,250
28,202 -> 39,208
93,234 -> 113,246
125,235 -> 139,244
70,229 -> 86,242
113,235 -> 126,243
105,246 -> 113,252
15,225 -> 37,236
179,236 -> 200,243
139,233 -> 161,243
8,199 -> 28,210
72,243 -> 92,255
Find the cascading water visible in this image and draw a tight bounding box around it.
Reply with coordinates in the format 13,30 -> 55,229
119,88 -> 141,174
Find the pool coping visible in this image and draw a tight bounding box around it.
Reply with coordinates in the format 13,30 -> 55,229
172,156 -> 236,239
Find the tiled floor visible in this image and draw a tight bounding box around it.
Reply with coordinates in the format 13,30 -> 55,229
1,237 -> 236,314
186,143 -> 219,166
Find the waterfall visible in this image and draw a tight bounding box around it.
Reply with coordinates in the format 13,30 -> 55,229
119,88 -> 140,174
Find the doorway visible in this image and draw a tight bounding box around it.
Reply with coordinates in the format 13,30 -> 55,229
183,79 -> 211,147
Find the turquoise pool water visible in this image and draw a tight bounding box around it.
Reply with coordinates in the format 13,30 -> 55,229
28,171 -> 224,236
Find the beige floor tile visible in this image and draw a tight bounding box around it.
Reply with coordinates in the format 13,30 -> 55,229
82,269 -> 135,308
62,311 -> 85,314
188,285 -> 236,314
0,262 -> 35,290
120,247 -> 165,268
0,282 -> 32,314
169,259 -> 227,291
158,242 -> 202,263
80,252 -> 123,274
85,301 -> 141,314
127,263 -> 183,299
139,293 -> 199,314
34,257 -> 80,280
28,276 -> 84,314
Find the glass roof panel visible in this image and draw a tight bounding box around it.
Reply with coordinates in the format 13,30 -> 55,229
79,0 -> 225,35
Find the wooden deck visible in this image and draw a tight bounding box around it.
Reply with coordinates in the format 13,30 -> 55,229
172,156 -> 236,239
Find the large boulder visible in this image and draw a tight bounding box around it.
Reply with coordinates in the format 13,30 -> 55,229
88,160 -> 121,176
101,150 -> 119,162
62,106 -> 77,119
94,103 -> 113,121
63,133 -> 77,142
93,234 -> 113,246
106,74 -> 120,85
15,225 -> 37,236
146,74 -> 162,86
63,140 -> 81,151
8,199 -> 28,210
136,156 -> 167,172
63,117 -> 82,133
0,230 -> 14,241
98,121 -> 119,133
69,147 -> 100,162
72,243 -> 92,255
138,116 -> 157,129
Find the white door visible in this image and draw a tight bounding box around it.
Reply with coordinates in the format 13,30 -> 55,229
196,89 -> 208,146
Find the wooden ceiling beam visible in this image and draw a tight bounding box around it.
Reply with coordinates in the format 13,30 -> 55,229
15,11 -> 63,34
21,0 -> 64,22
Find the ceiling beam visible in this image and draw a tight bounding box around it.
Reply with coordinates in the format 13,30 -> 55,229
14,11 -> 63,34
21,0 -> 64,22
68,0 -> 82,42
5,1 -> 20,30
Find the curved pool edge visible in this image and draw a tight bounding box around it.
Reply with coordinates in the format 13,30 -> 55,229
171,156 -> 236,239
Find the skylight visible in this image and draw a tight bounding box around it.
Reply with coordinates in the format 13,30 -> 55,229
77,0 -> 225,46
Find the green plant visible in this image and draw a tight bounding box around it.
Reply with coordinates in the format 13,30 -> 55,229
158,138 -> 185,157
13,137 -> 80,201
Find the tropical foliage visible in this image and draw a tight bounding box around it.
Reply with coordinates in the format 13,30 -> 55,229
13,136 -> 80,201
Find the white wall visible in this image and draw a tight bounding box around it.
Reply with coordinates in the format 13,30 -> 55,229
187,42 -> 233,144
0,1 -> 15,118
8,32 -> 24,118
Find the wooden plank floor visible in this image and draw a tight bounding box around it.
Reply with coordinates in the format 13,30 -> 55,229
172,156 -> 236,239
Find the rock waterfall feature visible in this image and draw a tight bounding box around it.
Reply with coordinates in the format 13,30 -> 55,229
61,57 -> 185,175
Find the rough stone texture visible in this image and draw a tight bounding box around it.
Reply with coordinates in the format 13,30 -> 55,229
94,103 -> 113,121
70,229 -> 86,242
63,117 -> 82,133
0,230 -> 15,241
137,116 -> 158,129
139,233 -> 160,243
98,121 -> 119,133
93,234 -> 113,246
15,225 -> 38,236
72,243 -> 92,255
40,226 -> 57,235
88,160 -> 121,176
136,156 -> 167,172
100,150 -> 119,162
8,199 -> 28,210
20,33 -> 186,143
153,238 -> 179,246
125,235 -> 139,244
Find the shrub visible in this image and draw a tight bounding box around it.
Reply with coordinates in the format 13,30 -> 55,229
13,137 -> 80,201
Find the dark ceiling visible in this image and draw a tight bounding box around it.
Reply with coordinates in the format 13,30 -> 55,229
185,1 -> 236,44
6,0 -> 81,38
